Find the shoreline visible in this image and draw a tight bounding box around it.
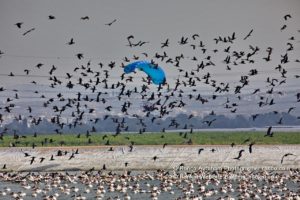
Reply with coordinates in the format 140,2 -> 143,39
0,145 -> 299,172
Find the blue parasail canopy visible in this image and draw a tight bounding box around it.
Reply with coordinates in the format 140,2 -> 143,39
124,61 -> 166,85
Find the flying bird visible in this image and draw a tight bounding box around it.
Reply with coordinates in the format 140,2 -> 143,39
23,28 -> 35,36
15,22 -> 23,29
264,126 -> 273,137
243,29 -> 253,40
281,153 -> 294,164
161,39 -> 169,48
249,142 -> 255,153
30,156 -> 36,165
67,38 -> 75,45
76,53 -> 83,60
284,14 -> 291,20
81,16 -> 89,20
233,150 -> 245,160
198,148 -> 204,155
280,25 -> 287,31
105,19 -> 117,26
48,15 -> 55,20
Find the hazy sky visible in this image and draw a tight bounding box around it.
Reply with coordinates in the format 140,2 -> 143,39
0,0 -> 299,118
0,0 -> 299,86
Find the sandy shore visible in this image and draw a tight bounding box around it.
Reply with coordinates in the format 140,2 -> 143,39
0,145 -> 299,172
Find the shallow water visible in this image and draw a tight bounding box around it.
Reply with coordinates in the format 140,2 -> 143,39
0,170 -> 299,200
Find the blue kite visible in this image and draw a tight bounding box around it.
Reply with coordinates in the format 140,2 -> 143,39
124,61 -> 166,85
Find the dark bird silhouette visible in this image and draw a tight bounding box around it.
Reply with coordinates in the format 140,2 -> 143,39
281,153 -> 294,164
15,22 -> 23,28
48,15 -> 55,20
39,157 -> 45,163
76,53 -> 83,60
161,39 -> 169,48
192,34 -> 199,40
178,36 -> 188,45
277,117 -> 283,125
126,35 -> 134,47
30,156 -> 36,165
234,150 -> 245,160
249,142 -> 255,153
67,38 -> 75,45
203,119 -> 216,127
69,153 -> 75,160
49,65 -> 57,75
105,19 -> 117,26
288,107 -> 295,114
74,148 -> 79,154
108,147 -> 114,151
264,126 -> 273,137
163,143 -> 167,148
198,148 -> 204,155
280,25 -> 287,31
284,14 -> 291,20
27,106 -> 32,113
81,16 -> 89,20
36,63 -> 43,69
23,28 -> 35,36
105,106 -> 112,111
243,29 -> 253,40
127,35 -> 134,41
23,152 -> 31,157
152,156 -> 158,161
2,164 -> 6,169
24,69 -> 30,75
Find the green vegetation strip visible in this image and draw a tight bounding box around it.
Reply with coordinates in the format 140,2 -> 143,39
0,132 -> 299,147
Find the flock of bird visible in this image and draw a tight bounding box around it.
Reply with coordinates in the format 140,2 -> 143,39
0,168 -> 299,200
0,13 -> 299,175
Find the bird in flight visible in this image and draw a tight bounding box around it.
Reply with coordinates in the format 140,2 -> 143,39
233,150 -> 245,160
105,19 -> 117,26
48,15 -> 55,20
76,53 -> 84,60
264,126 -> 273,137
39,157 -> 45,163
15,22 -> 23,29
67,38 -> 75,45
198,148 -> 204,155
280,25 -> 287,31
249,142 -> 255,153
161,39 -> 169,48
23,28 -> 35,36
243,29 -> 253,40
30,156 -> 36,165
152,156 -> 158,161
281,153 -> 294,164
284,14 -> 291,20
81,16 -> 89,20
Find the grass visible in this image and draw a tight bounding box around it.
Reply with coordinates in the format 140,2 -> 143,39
0,131 -> 299,147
